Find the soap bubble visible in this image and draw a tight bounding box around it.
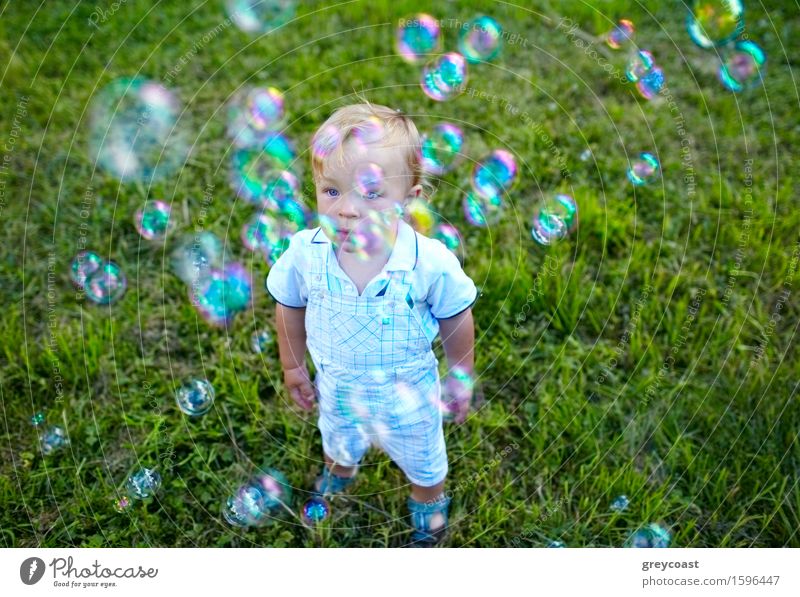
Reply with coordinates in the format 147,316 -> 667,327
610,495 -> 630,512
531,194 -> 578,245
421,53 -> 468,102
311,123 -> 342,161
636,66 -> 665,100
579,148 -> 593,162
346,211 -> 395,261
396,14 -> 441,64
719,40 -> 766,92
134,200 -> 172,241
350,116 -> 386,150
40,425 -> 69,454
251,329 -> 273,353
191,263 -> 253,326
405,198 -> 438,234
84,261 -> 127,304
432,223 -> 463,257
626,50 -> 655,83
175,379 -> 215,416
463,191 -> 503,227
126,468 -> 161,499
230,136 -> 298,204
472,149 -> 517,200
606,19 -> 635,49
301,497 -> 331,525
226,0 -> 296,34
241,212 -> 292,265
30,412 -> 45,427
170,232 -> 226,287
686,0 -> 744,49
420,123 -> 465,175
627,152 -> 660,186
223,483 -> 268,527
440,367 -> 475,421
458,15 -> 503,63
626,523 -> 671,548
70,250 -> 104,288
227,87 -> 286,148
254,468 -> 292,510
88,78 -> 187,182
113,496 -> 131,513
279,197 -> 312,232
354,163 -> 385,198
547,540 -> 566,548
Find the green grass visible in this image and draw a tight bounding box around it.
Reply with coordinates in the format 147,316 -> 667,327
1,0 -> 799,547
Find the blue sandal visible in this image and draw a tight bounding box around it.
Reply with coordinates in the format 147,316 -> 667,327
312,466 -> 356,498
407,494 -> 451,546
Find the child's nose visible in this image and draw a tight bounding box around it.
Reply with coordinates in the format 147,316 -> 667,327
338,193 -> 360,219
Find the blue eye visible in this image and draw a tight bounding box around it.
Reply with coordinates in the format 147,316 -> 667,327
324,188 -> 340,198
364,191 -> 382,200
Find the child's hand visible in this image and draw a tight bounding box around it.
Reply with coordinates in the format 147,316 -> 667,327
443,372 -> 473,424
283,364 -> 316,410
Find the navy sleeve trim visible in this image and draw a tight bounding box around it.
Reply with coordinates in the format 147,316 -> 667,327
436,296 -> 477,320
267,290 -> 306,309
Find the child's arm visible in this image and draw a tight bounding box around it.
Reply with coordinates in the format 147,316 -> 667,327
438,308 -> 475,423
275,303 -> 316,410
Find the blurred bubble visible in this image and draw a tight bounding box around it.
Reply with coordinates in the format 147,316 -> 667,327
311,123 -> 342,161
350,116 -> 386,150
354,163 -> 385,198
432,222 -> 463,257
254,468 -> 292,510
636,66 -> 665,100
463,191 -> 503,227
579,148 -> 593,162
606,19 -> 635,49
421,53 -> 468,102
406,198 -> 438,234
175,378 -> 215,416
458,15 -> 503,63
30,412 -> 45,427
686,0 -> 744,49
88,78 -> 187,182
420,123 -> 465,175
134,200 -> 172,241
396,14 -> 441,64
626,523 -> 671,548
227,87 -> 286,148
40,425 -> 69,454
126,468 -> 161,499
531,194 -> 577,245
113,496 -> 131,513
241,212 -> 293,266
226,0 -> 296,34
440,367 -> 475,421
627,152 -> 660,186
345,211 -> 395,261
191,263 -> 253,326
610,495 -> 630,512
547,540 -> 566,548
251,329 -> 273,353
279,197 -> 312,232
472,149 -> 517,200
70,250 -> 104,288
301,497 -> 331,525
626,50 -> 655,83
223,483 -> 268,527
85,261 -> 127,305
230,136 -> 298,204
171,232 -> 226,287
719,40 -> 766,92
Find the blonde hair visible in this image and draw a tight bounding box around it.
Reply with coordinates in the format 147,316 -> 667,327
310,103 -> 424,190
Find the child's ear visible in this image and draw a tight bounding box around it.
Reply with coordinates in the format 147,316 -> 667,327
405,184 -> 423,202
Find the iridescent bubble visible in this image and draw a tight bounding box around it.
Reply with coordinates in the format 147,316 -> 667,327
134,200 -> 172,241
301,497 -> 330,525
279,197 -> 312,232
405,198 -> 438,234
241,212 -> 293,266
40,425 -> 68,454
254,468 -> 292,510
636,66 -> 665,100
191,263 -> 253,326
175,378 -> 215,416
458,15 -> 503,63
440,367 -> 475,421
463,191 -> 503,227
350,117 -> 386,150
627,152 -> 660,186
113,496 -> 131,513
472,149 -> 517,200
531,194 -> 578,245
226,0 -> 296,34
227,87 -> 286,148
223,483 -> 268,527
420,123 -> 465,176
311,124 -> 341,161
345,211 -> 395,262
606,19 -> 635,50
719,40 -> 766,92
84,261 -> 127,305
251,329 -> 273,353
686,0 -> 744,49
626,523 -> 671,548
432,223 -> 463,256
421,53 -> 468,102
354,163 -> 385,198
246,87 -> 284,131
626,50 -> 655,83
230,135 -> 298,203
396,13 -> 441,64
547,540 -> 566,548
610,495 -> 630,512
88,78 -> 187,182
171,232 -> 227,288
70,250 -> 104,288
30,412 -> 45,427
126,468 -> 161,499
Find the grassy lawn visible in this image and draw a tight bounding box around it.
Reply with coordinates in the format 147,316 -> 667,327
1,0 -> 798,547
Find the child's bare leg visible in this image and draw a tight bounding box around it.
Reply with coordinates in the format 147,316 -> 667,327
323,452 -> 357,477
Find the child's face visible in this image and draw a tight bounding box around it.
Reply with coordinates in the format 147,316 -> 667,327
315,138 -> 421,255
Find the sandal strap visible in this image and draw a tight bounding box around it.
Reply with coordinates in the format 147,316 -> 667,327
313,466 -> 356,497
408,495 -> 451,545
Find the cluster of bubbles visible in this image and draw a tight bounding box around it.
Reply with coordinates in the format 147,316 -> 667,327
530,193 -> 578,246
222,469 -> 292,527
686,1 -> 765,92
175,379 -> 216,416
604,19 -> 665,100
627,152 -> 661,186
88,78 -> 188,182
70,251 -> 128,305
125,468 -> 162,499
134,200 -> 172,241
226,0 -> 296,35
227,87 -> 286,148
463,149 -> 518,227
626,523 -> 672,548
